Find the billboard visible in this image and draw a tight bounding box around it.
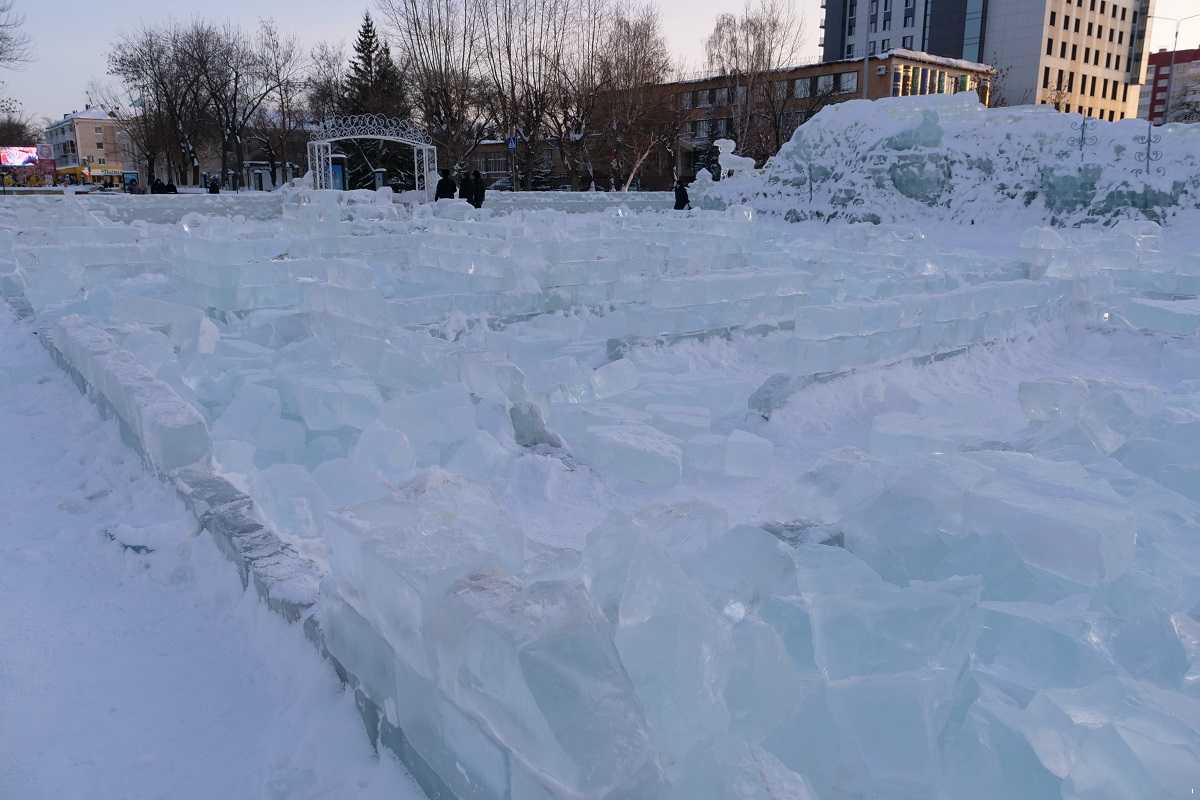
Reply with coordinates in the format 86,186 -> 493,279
0,146 -> 38,166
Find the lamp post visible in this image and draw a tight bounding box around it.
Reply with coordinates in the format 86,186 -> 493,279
1148,12 -> 1200,124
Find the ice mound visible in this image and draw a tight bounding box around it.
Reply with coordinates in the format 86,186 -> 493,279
701,93 -> 1200,226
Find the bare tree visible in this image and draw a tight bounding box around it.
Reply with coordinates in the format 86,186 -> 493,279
0,0 -> 29,66
596,3 -> 678,190
705,0 -> 806,163
109,24 -> 211,183
379,0 -> 490,171
477,0 -> 570,188
306,42 -> 347,123
186,22 -> 281,188
546,0 -> 612,188
249,19 -> 306,184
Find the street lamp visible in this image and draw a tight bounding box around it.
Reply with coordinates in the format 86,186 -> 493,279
1148,12 -> 1200,123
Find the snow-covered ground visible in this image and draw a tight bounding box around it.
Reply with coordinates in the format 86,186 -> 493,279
5,95 -> 1200,800
0,308 -> 424,799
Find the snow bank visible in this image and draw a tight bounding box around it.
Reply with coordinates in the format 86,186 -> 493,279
699,93 -> 1200,226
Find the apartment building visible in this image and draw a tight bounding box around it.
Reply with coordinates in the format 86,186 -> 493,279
669,50 -> 994,183
1138,47 -> 1200,123
44,107 -> 125,186
824,0 -> 1156,119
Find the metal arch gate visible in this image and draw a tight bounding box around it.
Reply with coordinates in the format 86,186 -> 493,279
306,114 -> 438,200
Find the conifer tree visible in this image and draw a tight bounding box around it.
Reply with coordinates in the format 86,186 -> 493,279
342,12 -> 381,115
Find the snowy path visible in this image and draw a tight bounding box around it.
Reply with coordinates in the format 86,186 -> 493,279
0,308 -> 424,800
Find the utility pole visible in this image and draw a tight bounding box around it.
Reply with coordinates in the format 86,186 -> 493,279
1149,12 -> 1200,124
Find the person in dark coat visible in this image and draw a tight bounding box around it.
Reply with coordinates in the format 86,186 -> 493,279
208,177 -> 220,194
470,170 -> 486,209
166,182 -> 178,194
435,169 -> 457,201
458,171 -> 475,204
151,178 -> 165,195
674,177 -> 691,210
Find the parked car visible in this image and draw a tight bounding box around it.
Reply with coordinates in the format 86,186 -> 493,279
488,176 -> 513,192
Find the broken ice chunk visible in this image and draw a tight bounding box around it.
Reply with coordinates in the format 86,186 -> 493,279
578,424 -> 682,488
591,358 -> 639,400
668,736 -> 819,800
724,429 -> 774,478
351,419 -> 416,484
427,574 -> 657,797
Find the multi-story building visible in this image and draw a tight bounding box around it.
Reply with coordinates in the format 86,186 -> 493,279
823,0 -> 1156,119
822,0 -> 938,60
1138,47 -> 1200,123
668,49 -> 994,184
44,107 -> 125,186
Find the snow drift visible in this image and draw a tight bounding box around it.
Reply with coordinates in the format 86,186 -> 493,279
698,93 -> 1200,226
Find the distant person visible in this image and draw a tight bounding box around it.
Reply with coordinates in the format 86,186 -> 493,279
435,169 -> 456,201
151,177 -> 165,195
208,177 -> 220,194
166,181 -> 178,194
458,171 -> 475,204
470,170 -> 486,209
674,177 -> 691,211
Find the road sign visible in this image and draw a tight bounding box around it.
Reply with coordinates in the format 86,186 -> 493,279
506,136 -> 517,152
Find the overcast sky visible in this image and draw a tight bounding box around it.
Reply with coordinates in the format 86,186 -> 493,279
7,0 -> 1197,123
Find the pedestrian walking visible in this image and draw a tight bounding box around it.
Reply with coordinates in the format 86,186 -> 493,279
674,177 -> 691,211
435,169 -> 457,201
458,171 -> 476,204
471,171 -> 486,209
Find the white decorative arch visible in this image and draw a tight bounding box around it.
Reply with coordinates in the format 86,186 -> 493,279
307,114 -> 438,199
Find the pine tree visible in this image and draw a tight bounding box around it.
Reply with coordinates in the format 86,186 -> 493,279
342,12 -> 381,115
373,43 -> 411,120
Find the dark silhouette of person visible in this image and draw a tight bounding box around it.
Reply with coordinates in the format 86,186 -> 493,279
435,169 -> 457,201
458,171 -> 475,204
470,170 -> 486,209
674,177 -> 691,210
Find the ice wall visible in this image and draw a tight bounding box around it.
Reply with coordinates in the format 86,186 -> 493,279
5,188 -> 1200,800
699,93 -> 1200,227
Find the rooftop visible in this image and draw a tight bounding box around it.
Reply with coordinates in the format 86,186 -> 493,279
670,49 -> 993,87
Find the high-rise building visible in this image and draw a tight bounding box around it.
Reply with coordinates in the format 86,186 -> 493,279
822,0 -> 1156,119
1138,47 -> 1200,123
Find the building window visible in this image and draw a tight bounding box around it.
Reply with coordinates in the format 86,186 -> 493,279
1058,69 -> 1065,90
817,74 -> 835,94
1114,54 -> 1120,70
1121,7 -> 1126,21
795,77 -> 812,98
869,40 -> 877,54
1090,74 -> 1097,95
95,126 -> 102,134
902,34 -> 913,48
1047,37 -> 1054,56
1107,28 -> 1113,42
936,70 -> 945,93
1108,110 -> 1115,121
848,19 -> 856,35
679,92 -> 691,109
919,67 -> 929,94
1100,0 -> 1106,12
1093,50 -> 1099,65
1088,106 -> 1094,115
1063,15 -> 1069,30
1074,17 -> 1080,33
1071,44 -> 1078,61
707,88 -> 718,105
903,10 -> 914,26
1102,77 -> 1109,97
883,14 -> 891,30
870,18 -> 878,32
1085,47 -> 1090,62
882,37 -> 891,50
892,69 -> 902,95
1050,10 -> 1056,25
1068,72 -> 1075,92
1043,65 -> 1051,89
839,71 -> 859,93
1060,41 -> 1067,58
1122,83 -> 1128,102
846,43 -> 855,57
1087,22 -> 1093,36
1090,0 -> 1096,10
1118,30 -> 1123,44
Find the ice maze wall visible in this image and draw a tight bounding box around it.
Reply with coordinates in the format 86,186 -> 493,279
700,93 -> 1200,227
5,188 -> 1200,799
